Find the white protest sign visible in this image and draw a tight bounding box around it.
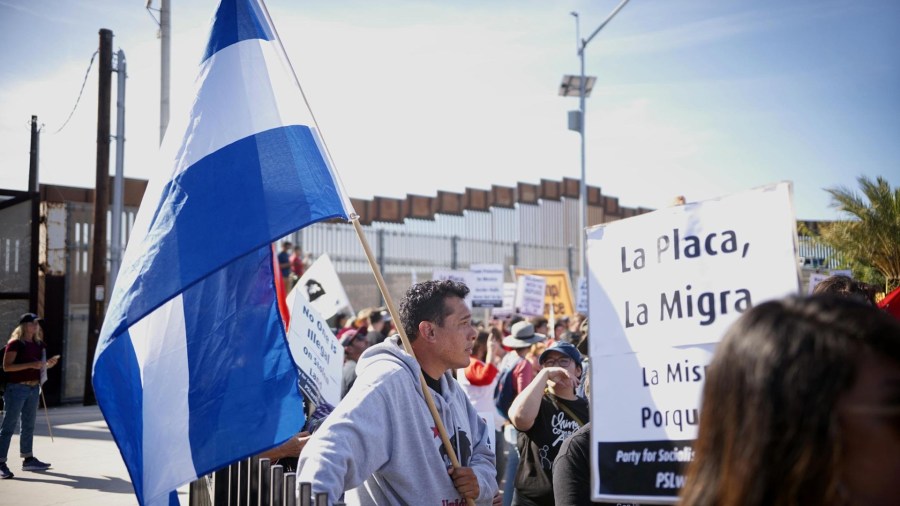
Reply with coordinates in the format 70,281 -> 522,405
514,274 -> 546,317
289,253 -> 353,320
469,263 -> 504,308
286,297 -> 344,410
830,269 -> 852,278
491,282 -> 517,319
576,276 -> 588,314
587,182 -> 799,504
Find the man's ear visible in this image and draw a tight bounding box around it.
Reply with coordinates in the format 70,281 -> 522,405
418,321 -> 435,342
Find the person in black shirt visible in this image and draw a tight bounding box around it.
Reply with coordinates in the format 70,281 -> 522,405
509,342 -> 589,506
553,422 -> 592,506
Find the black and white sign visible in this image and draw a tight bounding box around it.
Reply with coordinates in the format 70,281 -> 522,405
514,274 -> 546,317
286,298 -> 344,410
469,263 -> 504,308
587,183 -> 799,503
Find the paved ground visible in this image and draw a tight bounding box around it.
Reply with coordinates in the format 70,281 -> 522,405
0,404 -> 189,505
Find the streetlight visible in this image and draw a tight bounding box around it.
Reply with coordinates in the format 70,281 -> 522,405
560,0 -> 632,282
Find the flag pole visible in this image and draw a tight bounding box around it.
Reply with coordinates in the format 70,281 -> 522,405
40,389 -> 54,442
254,1 -> 475,500
350,215 -> 476,506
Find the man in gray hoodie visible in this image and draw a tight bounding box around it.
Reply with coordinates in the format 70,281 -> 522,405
297,280 -> 499,505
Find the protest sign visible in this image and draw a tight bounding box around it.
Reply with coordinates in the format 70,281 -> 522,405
286,297 -> 344,411
289,253 -> 353,320
469,263 -> 505,308
576,275 -> 588,314
491,282 -> 517,319
587,182 -> 799,503
515,268 -> 575,318
514,274 -> 546,317
807,272 -> 829,295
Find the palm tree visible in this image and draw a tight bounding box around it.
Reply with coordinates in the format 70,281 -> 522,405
819,176 -> 900,292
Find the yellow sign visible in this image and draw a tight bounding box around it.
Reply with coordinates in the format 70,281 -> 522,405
514,268 -> 576,319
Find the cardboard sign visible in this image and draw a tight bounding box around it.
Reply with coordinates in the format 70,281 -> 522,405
515,268 -> 576,319
469,264 -> 505,308
286,297 -> 344,410
587,182 -> 799,503
514,274 -> 546,317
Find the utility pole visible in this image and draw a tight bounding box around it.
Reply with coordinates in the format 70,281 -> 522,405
110,49 -> 126,287
28,116 -> 40,314
147,0 -> 171,143
561,0 -> 631,281
84,28 -> 113,406
160,0 -> 171,143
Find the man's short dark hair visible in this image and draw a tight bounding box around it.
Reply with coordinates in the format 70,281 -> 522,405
399,280 -> 470,341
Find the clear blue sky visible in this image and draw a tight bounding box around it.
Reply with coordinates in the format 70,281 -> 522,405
1,0 -> 898,220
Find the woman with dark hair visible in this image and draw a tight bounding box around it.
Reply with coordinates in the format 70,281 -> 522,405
680,296 -> 900,506
811,274 -> 877,306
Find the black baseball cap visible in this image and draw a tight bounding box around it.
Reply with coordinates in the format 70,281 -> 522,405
19,313 -> 41,324
539,342 -> 583,366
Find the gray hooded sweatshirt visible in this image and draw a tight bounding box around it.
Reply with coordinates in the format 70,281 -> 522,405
296,335 -> 498,505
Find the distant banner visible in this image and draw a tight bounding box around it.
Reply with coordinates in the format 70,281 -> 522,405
514,274 -> 546,317
469,264 -> 504,308
587,182 -> 799,503
515,268 -> 575,318
286,297 -> 344,411
289,253 -> 353,321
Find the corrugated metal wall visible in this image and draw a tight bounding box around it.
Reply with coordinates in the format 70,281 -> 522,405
290,199 -> 582,310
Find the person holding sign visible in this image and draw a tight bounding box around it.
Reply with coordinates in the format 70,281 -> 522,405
508,342 -> 589,506
296,280 -> 499,505
680,296 -> 900,506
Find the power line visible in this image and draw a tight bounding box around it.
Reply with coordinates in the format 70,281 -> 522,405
52,50 -> 99,135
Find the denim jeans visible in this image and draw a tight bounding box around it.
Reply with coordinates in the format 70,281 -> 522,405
0,382 -> 40,462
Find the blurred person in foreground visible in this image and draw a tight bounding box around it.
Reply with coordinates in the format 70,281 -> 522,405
297,280 -> 499,505
680,296 -> 900,506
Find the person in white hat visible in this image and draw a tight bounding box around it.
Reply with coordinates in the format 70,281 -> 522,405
496,321 -> 547,504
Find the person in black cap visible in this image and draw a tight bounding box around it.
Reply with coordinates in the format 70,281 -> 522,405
508,342 -> 589,506
340,329 -> 369,398
1,313 -> 60,479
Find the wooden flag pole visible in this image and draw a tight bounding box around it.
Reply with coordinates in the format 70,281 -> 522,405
350,216 -> 476,506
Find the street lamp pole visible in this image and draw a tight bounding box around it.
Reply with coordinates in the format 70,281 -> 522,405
569,0 -> 632,281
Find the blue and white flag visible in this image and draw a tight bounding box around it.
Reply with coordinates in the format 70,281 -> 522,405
92,1 -> 353,504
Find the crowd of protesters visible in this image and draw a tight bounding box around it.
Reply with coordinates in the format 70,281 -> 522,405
4,266 -> 897,504
270,273 -> 900,505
